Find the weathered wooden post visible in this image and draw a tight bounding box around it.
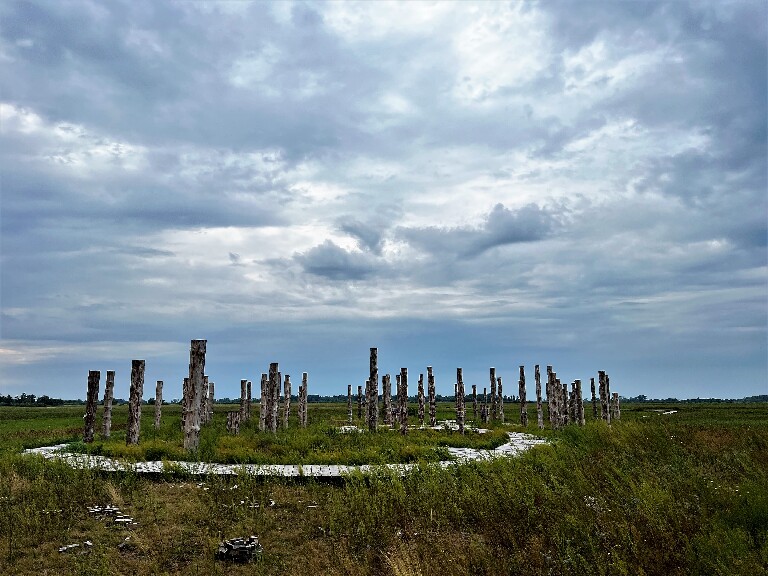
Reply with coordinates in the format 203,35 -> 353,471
259,373 -> 267,431
207,381 -> 214,423
240,379 -> 248,424
576,379 -> 585,426
472,384 -> 478,422
368,348 -> 378,431
598,371 -> 610,423
497,377 -> 505,423
201,375 -> 210,425
482,386 -> 489,424
154,380 -> 163,429
559,379 -> 569,426
84,370 -> 100,443
268,363 -> 279,433
519,366 -> 527,426
535,365 -> 543,429
246,380 -> 252,421
606,374 -> 612,420
569,383 -> 577,423
551,372 -> 561,429
181,377 -> 189,432
591,377 -> 598,419
127,360 -> 145,445
102,370 -> 115,438
417,374 -> 425,426
283,374 -> 291,429
427,367 -> 436,427
612,392 -> 621,421
382,374 -> 391,425
546,366 -> 554,428
347,384 -> 353,424
184,340 -> 206,450
356,384 -> 362,420
226,411 -> 240,435
456,368 -> 465,434
301,372 -> 308,427
489,368 -> 497,422
399,368 -> 408,435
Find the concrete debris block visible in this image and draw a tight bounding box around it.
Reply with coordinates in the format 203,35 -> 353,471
88,504 -> 137,526
216,535 -> 263,563
58,541 -> 93,553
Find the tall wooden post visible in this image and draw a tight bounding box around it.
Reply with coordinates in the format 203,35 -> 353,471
612,392 -> 621,421
417,373 -> 425,426
560,379 -> 569,426
482,387 -> 488,424
497,377 -> 505,423
246,380 -> 252,421
154,380 -> 163,429
357,385 -> 363,420
519,366 -> 528,426
301,372 -> 308,427
259,373 -> 267,431
368,348 -> 378,432
569,383 -> 577,423
576,379 -> 585,426
427,367 -> 436,427
456,368 -> 465,434
268,363 -> 279,433
598,371 -> 609,423
240,379 -> 248,424
535,365 -> 543,429
127,360 -> 145,445
606,374 -> 612,421
102,370 -> 115,438
200,375 -> 209,425
283,374 -> 291,429
399,368 -> 408,435
84,370 -> 100,443
184,340 -> 206,450
546,366 -> 554,428
591,377 -> 597,419
489,368 -> 497,422
383,374 -> 391,425
472,384 -> 478,422
347,384 -> 353,424
208,381 -> 214,423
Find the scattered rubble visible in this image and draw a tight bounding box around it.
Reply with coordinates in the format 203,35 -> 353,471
58,540 -> 93,554
216,535 -> 263,563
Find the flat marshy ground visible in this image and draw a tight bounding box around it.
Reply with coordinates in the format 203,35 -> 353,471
1,402 -> 766,575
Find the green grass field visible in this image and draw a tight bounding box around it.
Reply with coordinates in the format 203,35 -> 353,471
1,401 -> 766,575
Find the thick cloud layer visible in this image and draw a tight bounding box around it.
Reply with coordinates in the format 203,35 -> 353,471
1,1 -> 765,400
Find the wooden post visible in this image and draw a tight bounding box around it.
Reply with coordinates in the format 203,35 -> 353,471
472,384 -> 478,422
482,386 -> 488,424
240,379 -> 248,424
347,384 -> 353,424
598,371 -> 609,423
399,368 -> 408,435
417,373 -> 425,426
127,359 -> 145,445
489,368 -> 497,422
246,380 -> 252,421
268,363 -> 279,433
368,348 -> 378,432
576,379 -> 585,426
383,374 -> 391,425
612,392 -> 621,421
201,375 -> 209,425
259,373 -> 267,431
497,377 -> 505,423
546,366 -> 553,428
84,370 -> 100,443
357,385 -> 363,420
535,365 -> 543,429
427,366 -> 436,427
559,379 -> 569,426
154,380 -> 163,429
606,374 -> 612,420
301,372 -> 308,427
283,374 -> 291,429
102,370 -> 115,438
226,411 -> 240,435
181,377 -> 189,432
519,366 -> 527,426
569,383 -> 576,423
551,372 -> 561,429
184,340 -> 206,450
456,368 -> 465,434
591,377 -> 598,419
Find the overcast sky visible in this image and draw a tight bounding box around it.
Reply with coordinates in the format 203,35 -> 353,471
1,0 -> 766,401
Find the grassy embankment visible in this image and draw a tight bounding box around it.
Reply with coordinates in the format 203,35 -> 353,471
0,402 -> 766,575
